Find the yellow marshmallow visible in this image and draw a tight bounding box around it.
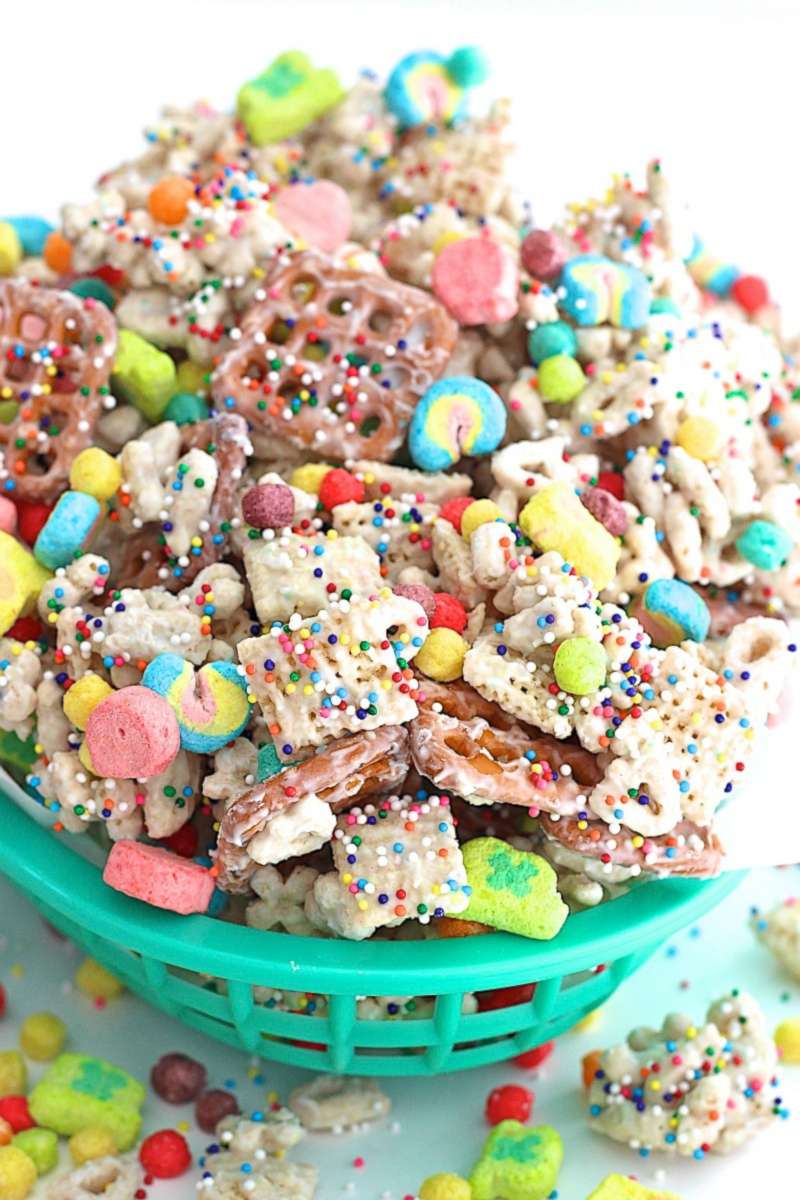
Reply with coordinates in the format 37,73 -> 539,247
775,1017 -> 800,1064
0,533 -> 51,636
519,482 -> 620,591
69,448 -> 122,502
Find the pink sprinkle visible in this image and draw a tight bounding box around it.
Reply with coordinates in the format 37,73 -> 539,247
511,399 -> 522,411
353,1157 -> 365,1169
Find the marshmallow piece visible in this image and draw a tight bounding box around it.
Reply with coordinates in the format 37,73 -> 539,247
432,236 -> 519,325
0,533 -> 51,635
29,1053 -> 145,1152
470,1121 -> 564,1200
273,180 -> 352,253
141,654 -> 251,753
85,686 -> 180,778
111,329 -> 176,422
519,481 -> 620,591
103,841 -> 215,915
453,838 -> 567,940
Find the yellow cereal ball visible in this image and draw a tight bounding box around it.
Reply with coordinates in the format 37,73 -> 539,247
289,462 -> 333,495
78,739 -> 97,775
460,498 -> 504,541
676,414 -> 723,463
0,1051 -> 27,1097
415,628 -> 468,682
0,1145 -> 37,1200
74,957 -> 124,1001
63,674 -> 114,731
19,1011 -> 67,1061
0,223 -> 23,276
175,359 -> 209,397
432,231 -> 465,256
775,1017 -> 800,1063
69,447 -> 122,502
68,1126 -> 117,1166
420,1173 -> 472,1200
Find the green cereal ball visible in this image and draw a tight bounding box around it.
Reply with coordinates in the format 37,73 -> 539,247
68,277 -> 116,310
537,353 -> 586,403
0,1144 -> 37,1199
0,1051 -> 27,1097
527,320 -> 577,366
164,391 -> 210,426
553,637 -> 607,695
11,1128 -> 58,1176
20,1012 -> 67,1062
735,519 -> 793,571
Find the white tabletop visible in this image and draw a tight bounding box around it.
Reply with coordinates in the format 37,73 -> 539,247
1,866 -> 798,1199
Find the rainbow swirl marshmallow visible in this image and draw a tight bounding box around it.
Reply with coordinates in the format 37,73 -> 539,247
141,653 -> 252,753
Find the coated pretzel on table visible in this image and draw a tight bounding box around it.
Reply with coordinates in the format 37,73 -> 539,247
211,250 -> 458,461
0,279 -> 117,501
215,724 -> 411,893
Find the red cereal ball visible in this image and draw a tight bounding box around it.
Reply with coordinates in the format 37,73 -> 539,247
430,592 -> 468,633
163,823 -> 199,859
394,582 -> 436,619
14,500 -> 52,546
731,274 -> 770,314
514,1039 -> 555,1069
439,496 -> 475,533
318,468 -> 365,510
194,1089 -> 240,1134
139,1128 -> 192,1178
485,1083 -> 534,1125
580,486 -> 628,537
0,1095 -> 35,1132
150,1053 -> 207,1104
6,616 -> 44,642
596,470 -> 625,502
476,983 -> 536,1012
241,482 -> 295,530
520,229 -> 566,281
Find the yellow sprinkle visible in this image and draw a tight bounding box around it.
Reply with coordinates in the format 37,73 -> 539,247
10,964 -> 23,978
285,683 -> 296,695
177,1120 -> 190,1133
303,685 -> 313,695
686,1025 -> 697,1038
342,874 -> 352,884
357,900 -> 368,911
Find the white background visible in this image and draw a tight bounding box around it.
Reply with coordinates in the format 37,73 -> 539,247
3,2 -> 800,1196
3,0 -> 800,320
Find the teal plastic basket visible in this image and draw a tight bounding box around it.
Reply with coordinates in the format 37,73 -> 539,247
0,786 -> 743,1076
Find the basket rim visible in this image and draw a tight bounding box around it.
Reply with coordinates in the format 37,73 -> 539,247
0,786 -> 744,993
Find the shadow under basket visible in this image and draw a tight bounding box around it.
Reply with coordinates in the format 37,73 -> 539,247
0,787 -> 744,1077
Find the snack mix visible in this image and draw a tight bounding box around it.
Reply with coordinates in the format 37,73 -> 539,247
1,47 -> 798,1051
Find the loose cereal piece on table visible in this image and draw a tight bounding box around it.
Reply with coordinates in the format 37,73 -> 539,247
12,1126 -> 58,1175
469,1120 -> 564,1200
237,591 -> 427,755
453,837 -> 567,940
587,990 -> 779,1156
288,1075 -> 390,1131
212,250 -> 457,462
752,897 -> 800,980
196,1152 -> 318,1199
306,794 -> 469,939
217,1109 -> 304,1155
0,1145 -> 37,1200
103,841 -> 216,915
215,725 -> 410,892
46,1155 -> 141,1200
0,280 -> 117,502
586,1176 -> 681,1200
29,1053 -> 144,1151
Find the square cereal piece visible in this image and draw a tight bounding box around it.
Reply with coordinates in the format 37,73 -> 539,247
28,1053 -> 145,1151
243,531 -> 382,625
307,794 -> 469,939
238,592 -> 427,756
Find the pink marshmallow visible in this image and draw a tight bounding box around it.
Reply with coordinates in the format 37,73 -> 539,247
103,841 -> 215,914
0,497 -> 17,534
432,236 -> 519,326
85,686 -> 180,778
273,180 -> 352,254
